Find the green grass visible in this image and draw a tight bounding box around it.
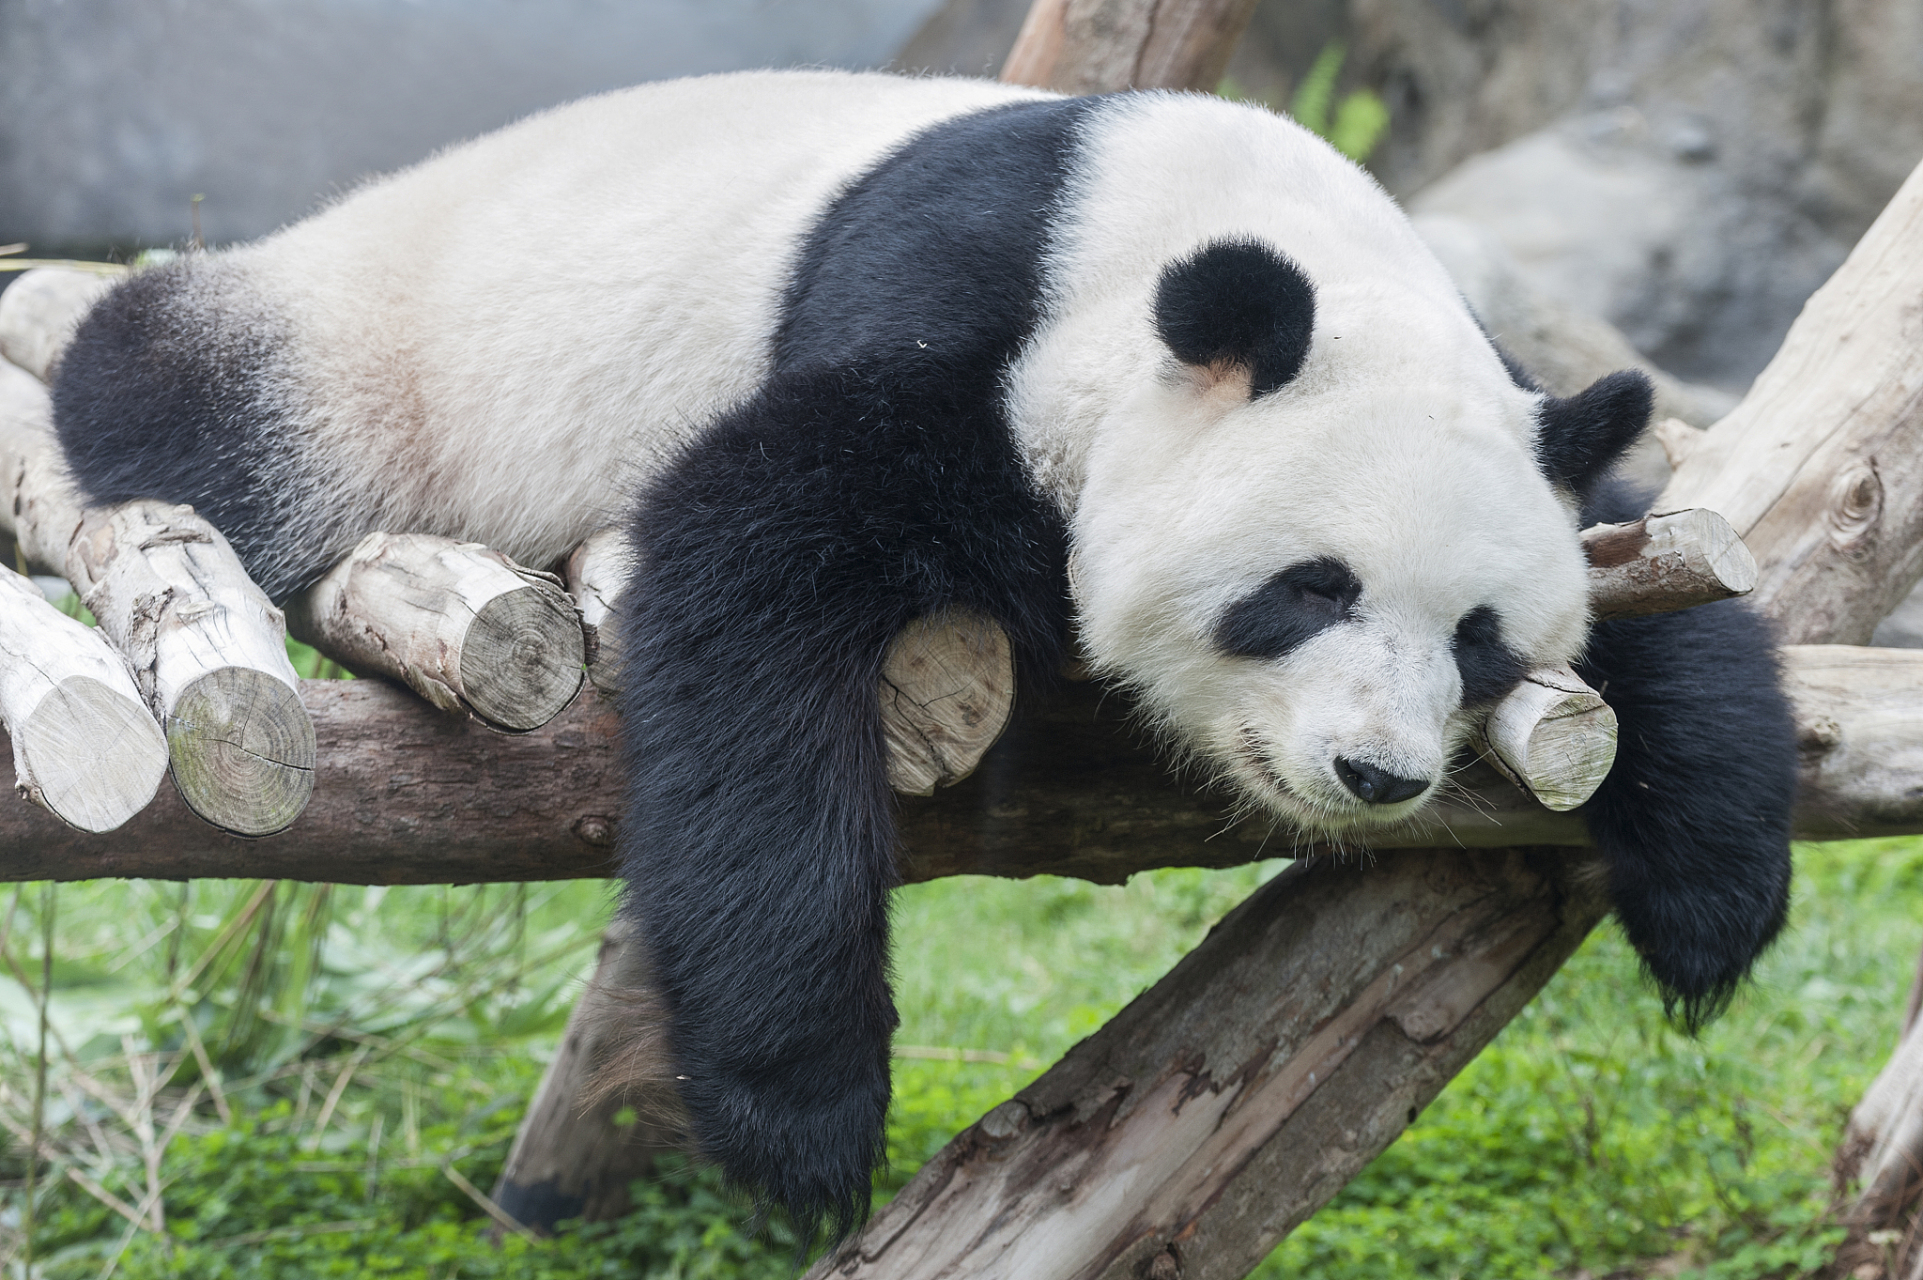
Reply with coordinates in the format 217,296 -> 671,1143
1,839 -> 1915,1277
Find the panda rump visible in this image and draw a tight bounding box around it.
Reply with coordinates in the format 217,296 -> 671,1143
47,71 -> 1796,1236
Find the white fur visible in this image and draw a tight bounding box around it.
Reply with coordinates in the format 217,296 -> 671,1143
228,70 -> 1048,572
184,71 -> 1597,833
1006,93 -> 1590,829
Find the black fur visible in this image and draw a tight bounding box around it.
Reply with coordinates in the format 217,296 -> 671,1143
620,99 -> 1090,1238
1215,556 -> 1360,660
51,263 -> 320,600
1534,370 -> 1655,496
1453,605 -> 1527,705
1154,239 -> 1317,396
1573,478 -> 1796,1030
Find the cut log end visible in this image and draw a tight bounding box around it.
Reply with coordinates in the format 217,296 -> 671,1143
1477,667 -> 1618,812
880,609 -> 1015,796
165,667 -> 316,836
1584,507 -> 1759,619
459,585 -> 587,732
16,674 -> 169,833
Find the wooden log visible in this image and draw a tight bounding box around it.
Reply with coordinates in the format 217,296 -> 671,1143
1000,0 -> 1260,94
1,352 -> 315,836
1835,1013 -> 1923,1280
564,527 -> 631,695
491,918 -> 681,1232
567,525 -> 1014,795
0,566 -> 167,832
1582,507 -> 1759,620
287,531 -> 584,732
1782,645 -> 1923,841
0,267 -> 112,382
0,359 -> 84,573
1474,666 -> 1616,812
6,644 -> 1919,885
1658,159 -> 1923,645
67,501 -> 314,836
806,847 -> 1608,1280
880,609 -> 1014,795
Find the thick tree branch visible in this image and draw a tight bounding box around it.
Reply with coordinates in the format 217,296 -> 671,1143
3,644 -> 1917,885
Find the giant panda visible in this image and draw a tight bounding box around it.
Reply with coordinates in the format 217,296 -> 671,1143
48,70 -> 1796,1235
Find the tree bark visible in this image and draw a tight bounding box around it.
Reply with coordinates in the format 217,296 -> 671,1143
1000,0 -> 1261,94
2,355 -> 315,837
286,531 -> 584,733
809,848 -> 1607,1280
3,644 -> 1919,885
0,566 -> 168,832
1581,507 -> 1759,620
490,919 -> 681,1231
67,499 -> 314,837
1657,158 -> 1923,645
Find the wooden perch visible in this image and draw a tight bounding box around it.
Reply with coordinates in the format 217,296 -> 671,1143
1474,666 -> 1616,812
491,918 -> 680,1229
5,642 -> 1919,885
565,526 -> 631,694
0,266 -> 113,382
287,531 -> 584,732
1582,507 -> 1758,619
1000,0 -> 1260,93
1659,158 -> 1923,645
0,567 -> 167,832
68,501 -> 314,836
810,849 -> 1606,1279
0,358 -> 314,837
880,609 -> 1014,795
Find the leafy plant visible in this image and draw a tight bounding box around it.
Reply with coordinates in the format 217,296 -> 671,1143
1220,41 -> 1391,163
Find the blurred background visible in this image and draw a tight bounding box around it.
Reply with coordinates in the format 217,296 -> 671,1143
5,0 -> 1920,396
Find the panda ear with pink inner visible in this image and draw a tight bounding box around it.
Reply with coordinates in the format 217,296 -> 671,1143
1154,239 -> 1316,399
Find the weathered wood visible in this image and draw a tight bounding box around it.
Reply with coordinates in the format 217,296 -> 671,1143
288,531 -> 584,732
1582,507 -> 1759,620
880,609 -> 1014,795
2,350 -> 315,836
66,500 -> 314,836
0,567 -> 167,832
1000,0 -> 1260,94
1782,645 -> 1923,841
491,918 -> 680,1232
0,359 -> 84,573
0,267 -> 112,382
7,645 -> 1920,884
1658,159 -> 1923,645
807,848 -> 1607,1280
564,527 -> 631,695
1475,665 -> 1616,812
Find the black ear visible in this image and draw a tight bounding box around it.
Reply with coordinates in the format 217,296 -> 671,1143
1154,239 -> 1316,397
1535,370 -> 1653,496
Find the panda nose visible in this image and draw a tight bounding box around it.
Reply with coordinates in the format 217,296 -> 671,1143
1334,757 -> 1430,805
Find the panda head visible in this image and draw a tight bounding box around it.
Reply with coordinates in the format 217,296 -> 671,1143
1071,238 -> 1651,833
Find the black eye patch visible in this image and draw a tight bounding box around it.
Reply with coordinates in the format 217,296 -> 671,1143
1215,557 -> 1361,661
1453,606 -> 1527,705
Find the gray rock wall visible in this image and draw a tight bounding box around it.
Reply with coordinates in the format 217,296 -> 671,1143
0,0 -> 943,253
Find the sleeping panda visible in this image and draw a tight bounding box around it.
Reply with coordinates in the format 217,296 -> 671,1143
48,70 -> 1796,1235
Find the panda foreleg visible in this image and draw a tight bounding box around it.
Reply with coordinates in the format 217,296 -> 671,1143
615,364 -> 1068,1235
1572,487 -> 1798,1030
